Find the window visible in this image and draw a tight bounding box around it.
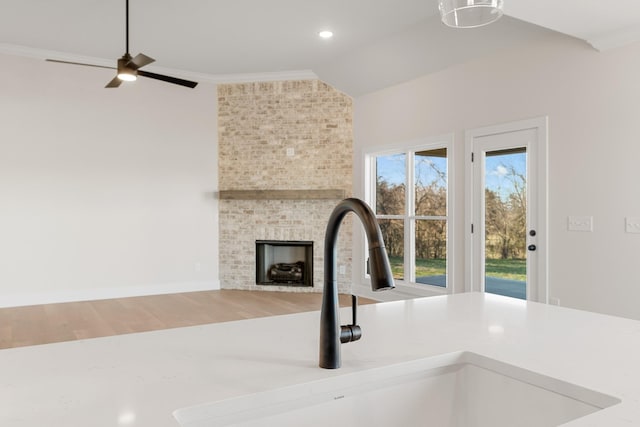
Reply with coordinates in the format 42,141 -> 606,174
368,142 -> 450,289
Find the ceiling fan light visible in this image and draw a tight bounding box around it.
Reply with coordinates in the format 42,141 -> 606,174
116,56 -> 137,82
439,0 -> 504,28
117,72 -> 137,82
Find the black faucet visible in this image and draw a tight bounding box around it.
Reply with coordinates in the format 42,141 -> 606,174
319,198 -> 395,369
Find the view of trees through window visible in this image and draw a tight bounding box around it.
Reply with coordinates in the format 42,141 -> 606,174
373,146 -> 527,288
375,148 -> 448,286
484,149 -> 527,285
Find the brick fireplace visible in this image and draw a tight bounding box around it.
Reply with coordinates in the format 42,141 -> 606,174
217,80 -> 353,293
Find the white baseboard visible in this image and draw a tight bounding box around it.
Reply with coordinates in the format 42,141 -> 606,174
0,280 -> 221,308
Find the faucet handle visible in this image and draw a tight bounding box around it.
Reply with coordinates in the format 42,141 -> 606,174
351,294 -> 358,325
340,294 -> 362,343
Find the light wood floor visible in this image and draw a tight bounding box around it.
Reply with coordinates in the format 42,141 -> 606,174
0,290 -> 375,350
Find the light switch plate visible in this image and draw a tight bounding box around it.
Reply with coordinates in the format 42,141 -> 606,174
568,216 -> 593,232
626,217 -> 640,233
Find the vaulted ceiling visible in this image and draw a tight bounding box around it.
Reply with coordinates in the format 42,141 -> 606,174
2,0 -> 640,96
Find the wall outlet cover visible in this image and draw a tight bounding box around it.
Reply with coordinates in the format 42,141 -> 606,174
568,216 -> 593,232
626,217 -> 640,234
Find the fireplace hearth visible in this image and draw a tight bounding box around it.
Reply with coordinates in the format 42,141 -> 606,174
256,240 -> 313,287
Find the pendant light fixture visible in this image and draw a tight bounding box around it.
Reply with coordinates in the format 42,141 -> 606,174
439,0 -> 504,28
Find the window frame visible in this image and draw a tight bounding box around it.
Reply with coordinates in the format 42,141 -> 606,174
364,135 -> 454,295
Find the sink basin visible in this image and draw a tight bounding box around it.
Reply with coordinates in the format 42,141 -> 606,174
173,352 -> 620,427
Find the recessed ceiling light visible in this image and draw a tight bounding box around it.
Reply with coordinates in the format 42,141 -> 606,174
318,30 -> 334,39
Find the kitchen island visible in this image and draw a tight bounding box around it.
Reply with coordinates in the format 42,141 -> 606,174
1,292 -> 639,426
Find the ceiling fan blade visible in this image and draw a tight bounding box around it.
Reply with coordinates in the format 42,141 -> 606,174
138,70 -> 198,88
105,76 -> 123,88
46,59 -> 115,70
128,53 -> 155,69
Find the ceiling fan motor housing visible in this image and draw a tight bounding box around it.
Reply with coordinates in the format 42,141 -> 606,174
117,54 -> 137,81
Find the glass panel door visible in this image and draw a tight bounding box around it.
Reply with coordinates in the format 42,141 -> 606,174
467,118 -> 547,303
484,148 -> 527,299
469,123 -> 543,301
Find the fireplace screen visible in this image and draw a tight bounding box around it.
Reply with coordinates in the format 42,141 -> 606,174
255,240 -> 313,287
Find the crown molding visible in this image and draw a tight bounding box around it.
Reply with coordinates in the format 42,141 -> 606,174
586,25 -> 640,51
0,43 -> 318,84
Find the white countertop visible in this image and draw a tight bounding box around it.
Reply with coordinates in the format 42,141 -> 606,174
2,292 -> 640,426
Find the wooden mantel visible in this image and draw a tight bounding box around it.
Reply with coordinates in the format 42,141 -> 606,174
218,189 -> 346,200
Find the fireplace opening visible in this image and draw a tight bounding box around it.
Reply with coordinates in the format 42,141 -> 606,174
256,240 -> 313,287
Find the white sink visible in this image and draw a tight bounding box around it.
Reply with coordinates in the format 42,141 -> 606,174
173,352 -> 620,427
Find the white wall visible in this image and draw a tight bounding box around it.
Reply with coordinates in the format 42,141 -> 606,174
0,53 -> 219,306
353,33 -> 640,320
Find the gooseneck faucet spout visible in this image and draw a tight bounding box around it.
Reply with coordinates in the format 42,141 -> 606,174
319,198 -> 395,369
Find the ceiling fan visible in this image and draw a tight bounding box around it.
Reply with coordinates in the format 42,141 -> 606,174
46,0 -> 198,89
